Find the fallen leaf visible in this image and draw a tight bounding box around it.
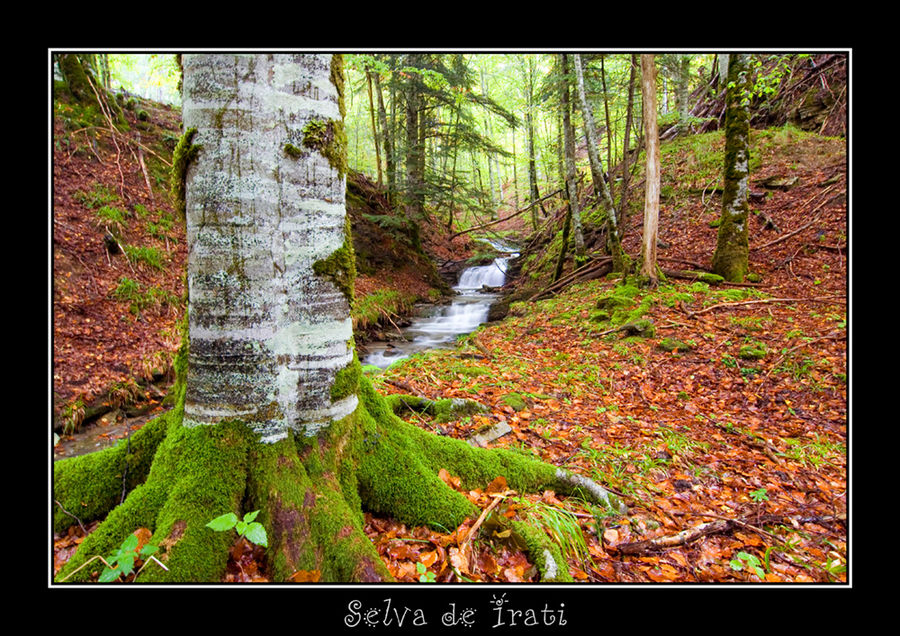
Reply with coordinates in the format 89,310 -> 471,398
288,569 -> 321,582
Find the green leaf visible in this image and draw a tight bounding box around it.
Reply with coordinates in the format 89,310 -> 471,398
118,554 -> 135,576
416,562 -> 427,574
99,567 -> 121,583
140,543 -> 159,557
206,512 -> 238,532
235,520 -> 248,536
120,533 -> 139,553
729,559 -> 743,571
244,522 -> 268,547
243,510 -> 260,523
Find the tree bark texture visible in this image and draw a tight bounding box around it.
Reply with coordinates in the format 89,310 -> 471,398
640,55 -> 660,285
181,54 -> 355,443
560,55 -> 585,267
712,53 -> 752,282
573,54 -> 625,271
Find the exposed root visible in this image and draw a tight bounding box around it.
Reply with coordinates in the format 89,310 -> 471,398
54,376 -> 625,583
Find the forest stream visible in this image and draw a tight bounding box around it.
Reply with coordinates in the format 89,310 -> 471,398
361,239 -> 519,369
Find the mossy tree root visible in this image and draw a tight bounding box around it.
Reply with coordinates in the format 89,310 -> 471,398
55,377 -> 623,583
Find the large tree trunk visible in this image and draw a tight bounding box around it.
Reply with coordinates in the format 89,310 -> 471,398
53,54 -> 624,584
711,53 -> 752,282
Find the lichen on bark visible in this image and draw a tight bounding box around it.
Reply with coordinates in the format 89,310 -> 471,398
712,54 -> 752,282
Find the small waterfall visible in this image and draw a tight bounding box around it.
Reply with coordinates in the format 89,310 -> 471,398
361,239 -> 518,368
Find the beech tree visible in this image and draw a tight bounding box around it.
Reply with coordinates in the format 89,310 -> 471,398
573,54 -> 625,271
53,53 -> 623,584
711,53 -> 751,282
639,55 -> 661,287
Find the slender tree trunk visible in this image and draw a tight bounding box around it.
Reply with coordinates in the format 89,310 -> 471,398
365,66 -> 383,187
617,55 -> 638,223
373,70 -> 394,207
573,54 -> 624,271
639,54 -> 660,287
600,55 -> 613,182
560,55 -> 585,268
712,53 -> 752,282
525,56 -> 546,230
676,54 -> 692,135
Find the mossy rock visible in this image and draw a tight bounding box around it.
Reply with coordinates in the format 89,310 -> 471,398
433,397 -> 490,423
502,393 -> 528,412
622,319 -> 656,338
658,338 -> 693,353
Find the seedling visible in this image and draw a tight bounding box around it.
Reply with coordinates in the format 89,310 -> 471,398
729,551 -> 766,579
99,533 -> 160,582
206,510 -> 269,547
57,529 -> 167,583
749,487 -> 769,503
416,562 -> 436,582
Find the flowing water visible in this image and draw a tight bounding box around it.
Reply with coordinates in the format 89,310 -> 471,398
361,239 -> 518,369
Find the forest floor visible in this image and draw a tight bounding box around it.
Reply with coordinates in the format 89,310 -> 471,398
52,91 -> 848,585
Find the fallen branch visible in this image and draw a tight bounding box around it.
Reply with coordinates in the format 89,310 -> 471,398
529,256 -> 613,302
615,519 -> 732,555
450,188 -> 564,240
687,295 -> 845,317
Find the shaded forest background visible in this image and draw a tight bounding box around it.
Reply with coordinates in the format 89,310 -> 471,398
52,51 -> 849,584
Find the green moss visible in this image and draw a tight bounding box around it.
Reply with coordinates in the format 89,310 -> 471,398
739,342 -> 768,360
283,143 -> 303,159
52,411 -> 172,533
502,393 -> 528,412
331,352 -> 362,401
302,117 -> 348,179
658,338 -> 693,353
508,520 -> 573,582
312,215 -> 356,306
170,127 -> 201,220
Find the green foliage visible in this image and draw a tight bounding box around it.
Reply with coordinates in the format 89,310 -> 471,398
206,510 -> 269,548
74,183 -> 119,209
99,533 -> 160,582
516,497 -> 589,566
416,561 -> 436,582
112,276 -> 178,316
749,487 -> 769,503
124,245 -> 166,271
729,551 -> 766,579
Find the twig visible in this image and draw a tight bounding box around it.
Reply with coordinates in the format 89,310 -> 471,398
751,184 -> 840,252
54,500 -> 87,535
459,490 -> 510,549
57,555 -> 114,582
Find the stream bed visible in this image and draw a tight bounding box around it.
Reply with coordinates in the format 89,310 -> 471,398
360,239 -> 518,369
55,240 -> 519,460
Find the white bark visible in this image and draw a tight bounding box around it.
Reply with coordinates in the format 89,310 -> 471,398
640,55 -> 660,282
181,54 -> 354,442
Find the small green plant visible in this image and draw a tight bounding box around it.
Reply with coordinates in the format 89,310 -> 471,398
206,510 -> 268,547
749,487 -> 769,503
94,205 -> 129,234
729,551 -> 766,579
416,562 -> 436,582
99,533 -> 160,582
124,245 -> 166,271
74,183 -> 118,209
59,529 -> 167,583
517,498 -> 589,565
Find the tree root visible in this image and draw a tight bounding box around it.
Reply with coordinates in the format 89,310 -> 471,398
54,377 -> 625,583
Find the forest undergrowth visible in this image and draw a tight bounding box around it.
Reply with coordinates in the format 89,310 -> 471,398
52,84 -> 847,584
